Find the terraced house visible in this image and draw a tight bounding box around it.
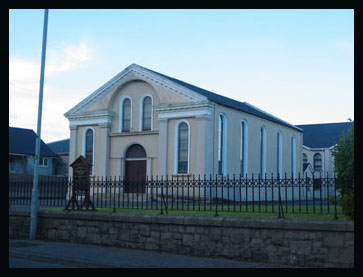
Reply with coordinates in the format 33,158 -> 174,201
64,64 -> 303,190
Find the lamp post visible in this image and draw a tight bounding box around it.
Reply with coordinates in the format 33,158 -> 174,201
30,9 -> 49,240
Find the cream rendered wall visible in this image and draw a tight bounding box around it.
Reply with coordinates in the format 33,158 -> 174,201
73,78 -> 201,178
108,133 -> 159,177
82,78 -> 192,118
212,104 -> 303,177
108,80 -> 159,133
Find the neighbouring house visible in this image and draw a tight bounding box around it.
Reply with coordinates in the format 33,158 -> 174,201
64,63 -> 304,191
296,122 -> 353,181
47,139 -> 70,176
9,127 -> 58,175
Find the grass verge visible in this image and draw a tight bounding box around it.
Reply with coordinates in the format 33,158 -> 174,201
41,205 -> 348,220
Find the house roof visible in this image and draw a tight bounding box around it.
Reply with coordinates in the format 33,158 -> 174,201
139,65 -> 303,132
47,139 -> 70,154
296,122 -> 353,148
9,127 -> 57,157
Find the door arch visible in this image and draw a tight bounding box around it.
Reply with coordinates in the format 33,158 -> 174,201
124,144 -> 147,193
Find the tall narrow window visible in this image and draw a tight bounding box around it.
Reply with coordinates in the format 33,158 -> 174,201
260,127 -> 266,177
241,121 -> 248,176
277,132 -> 282,178
84,128 -> 94,174
313,153 -> 322,171
291,136 -> 296,178
218,115 -> 226,175
122,98 -> 131,132
177,122 -> 189,173
142,96 -> 152,131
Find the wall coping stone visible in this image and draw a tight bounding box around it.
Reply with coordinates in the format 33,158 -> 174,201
9,208 -> 354,232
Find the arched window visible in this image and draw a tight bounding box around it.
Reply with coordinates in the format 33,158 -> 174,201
314,153 -> 322,171
260,127 -> 266,177
142,96 -> 152,131
121,98 -> 131,132
303,153 -> 308,164
126,144 -> 146,158
241,121 -> 248,176
176,121 -> 189,174
277,131 -> 283,177
83,128 -> 94,175
291,136 -> 296,178
218,114 -> 227,175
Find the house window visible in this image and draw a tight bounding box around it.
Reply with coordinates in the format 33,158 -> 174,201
260,127 -> 266,177
277,132 -> 282,177
303,153 -> 308,164
241,121 -> 248,176
84,128 -> 94,174
142,96 -> 152,131
121,98 -> 131,132
176,121 -> 189,174
291,136 -> 296,178
218,115 -> 227,175
39,156 -> 48,167
313,153 -> 322,171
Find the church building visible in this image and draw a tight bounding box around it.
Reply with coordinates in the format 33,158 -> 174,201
64,64 -> 303,184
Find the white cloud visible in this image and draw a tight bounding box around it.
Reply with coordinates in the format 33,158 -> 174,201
9,42 -> 93,142
46,42 -> 92,75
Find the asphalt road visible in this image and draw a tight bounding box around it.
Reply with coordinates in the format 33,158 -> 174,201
9,239 -> 291,268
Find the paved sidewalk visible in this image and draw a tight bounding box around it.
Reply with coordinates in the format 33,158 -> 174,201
9,239 -> 291,268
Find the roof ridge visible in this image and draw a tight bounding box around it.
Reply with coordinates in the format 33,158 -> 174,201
296,122 -> 352,126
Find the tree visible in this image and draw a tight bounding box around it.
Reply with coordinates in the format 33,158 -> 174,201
332,122 -> 354,219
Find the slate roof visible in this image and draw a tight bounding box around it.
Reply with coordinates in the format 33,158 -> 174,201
9,127 -> 57,157
296,122 -> 353,148
138,65 -> 303,132
47,139 -> 70,154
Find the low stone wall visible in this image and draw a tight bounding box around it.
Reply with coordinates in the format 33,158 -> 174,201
9,209 -> 354,268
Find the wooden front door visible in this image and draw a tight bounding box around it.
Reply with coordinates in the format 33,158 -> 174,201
124,160 -> 146,193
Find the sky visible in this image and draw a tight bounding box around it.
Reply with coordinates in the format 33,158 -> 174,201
9,9 -> 354,143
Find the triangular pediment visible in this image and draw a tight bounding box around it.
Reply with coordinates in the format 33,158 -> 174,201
64,64 -> 207,118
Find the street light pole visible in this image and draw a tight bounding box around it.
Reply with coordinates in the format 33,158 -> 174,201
30,9 -> 49,240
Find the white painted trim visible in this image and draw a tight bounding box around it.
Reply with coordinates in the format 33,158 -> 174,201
302,145 -> 328,151
82,127 -> 95,175
119,96 -> 133,132
139,94 -> 154,131
174,120 -> 191,174
277,131 -> 283,177
260,126 -> 267,177
68,111 -> 114,129
291,136 -> 297,178
158,108 -> 211,120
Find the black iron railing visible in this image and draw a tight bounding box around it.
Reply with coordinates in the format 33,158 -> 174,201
9,173 -> 350,218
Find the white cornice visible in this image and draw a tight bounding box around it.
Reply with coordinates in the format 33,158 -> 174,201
156,102 -> 213,120
302,145 -> 328,151
64,64 -> 207,118
68,110 -> 114,128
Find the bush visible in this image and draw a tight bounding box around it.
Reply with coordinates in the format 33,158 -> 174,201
332,122 -> 354,220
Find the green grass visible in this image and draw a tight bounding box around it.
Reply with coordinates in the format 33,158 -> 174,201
41,204 -> 349,220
